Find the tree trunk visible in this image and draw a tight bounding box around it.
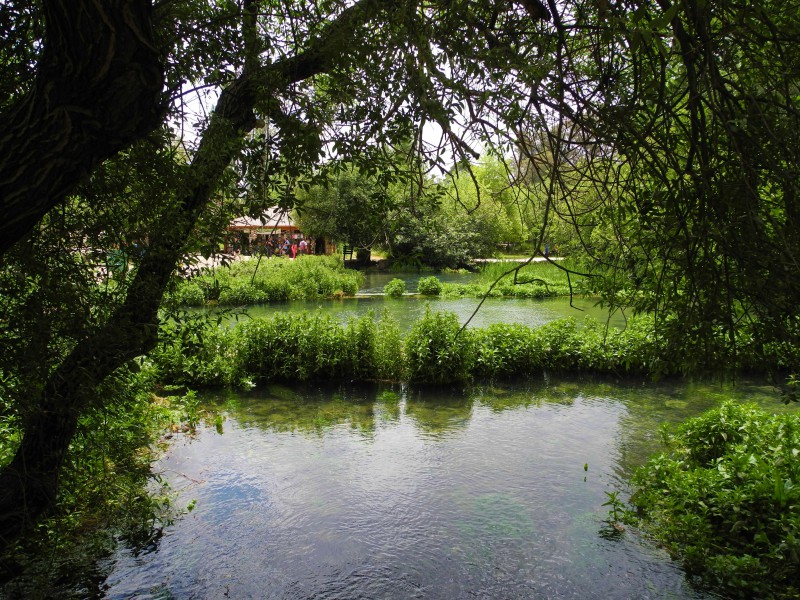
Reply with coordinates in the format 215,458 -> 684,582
0,0 -> 165,256
356,247 -> 372,265
0,80 -> 257,548
0,0 -> 395,551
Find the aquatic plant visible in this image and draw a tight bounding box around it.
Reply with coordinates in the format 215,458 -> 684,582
150,308 -> 792,388
416,276 -> 442,295
440,259 -> 590,300
628,401 -> 800,599
167,255 -> 364,306
383,278 -> 406,297
404,308 -> 476,384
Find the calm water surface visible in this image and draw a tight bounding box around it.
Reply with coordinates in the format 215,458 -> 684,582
196,269 -> 627,331
221,296 -> 627,332
101,377 -> 794,599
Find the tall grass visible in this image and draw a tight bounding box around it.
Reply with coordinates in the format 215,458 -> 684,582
167,255 -> 364,306
151,309 -> 671,387
152,297 -> 792,386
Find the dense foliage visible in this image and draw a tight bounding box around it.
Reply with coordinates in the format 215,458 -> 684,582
152,306 -> 799,389
295,159 -> 523,269
153,311 -> 405,386
0,368 -> 197,594
150,310 -> 669,386
383,278 -> 407,297
167,255 -> 363,306
441,260 -> 589,299
416,275 -> 443,296
628,402 -> 800,598
2,0 -> 800,560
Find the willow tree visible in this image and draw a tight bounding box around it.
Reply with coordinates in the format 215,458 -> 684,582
0,0 -> 554,548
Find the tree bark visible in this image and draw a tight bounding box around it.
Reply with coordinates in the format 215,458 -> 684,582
0,0 -> 165,257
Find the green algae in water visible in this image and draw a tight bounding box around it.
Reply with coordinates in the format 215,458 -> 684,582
459,493 -> 536,540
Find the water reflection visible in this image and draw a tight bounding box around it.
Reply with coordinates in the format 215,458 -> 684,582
101,377 -> 795,599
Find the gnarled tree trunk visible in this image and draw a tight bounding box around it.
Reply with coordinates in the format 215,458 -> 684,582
0,0 -> 394,553
0,0 -> 165,256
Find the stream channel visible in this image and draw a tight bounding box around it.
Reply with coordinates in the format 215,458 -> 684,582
100,378 -> 793,599
96,273 -> 797,598
209,270 -> 628,332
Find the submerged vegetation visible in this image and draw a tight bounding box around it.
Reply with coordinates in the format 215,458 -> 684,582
627,402 -> 800,599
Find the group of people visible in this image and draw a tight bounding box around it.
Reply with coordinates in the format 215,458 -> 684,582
257,235 -> 314,258
230,233 -> 317,258
276,236 -> 312,259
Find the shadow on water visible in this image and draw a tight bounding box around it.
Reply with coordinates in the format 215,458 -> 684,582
92,375 -> 797,600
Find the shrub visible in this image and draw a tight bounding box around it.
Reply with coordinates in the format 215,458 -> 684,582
167,255 -> 364,306
404,308 -> 476,384
150,313 -> 237,387
0,366 -> 191,594
373,310 -> 405,381
151,310 -> 669,387
416,276 -> 442,295
628,401 -> 800,598
384,278 -> 406,297
472,323 -> 541,377
233,313 -> 348,382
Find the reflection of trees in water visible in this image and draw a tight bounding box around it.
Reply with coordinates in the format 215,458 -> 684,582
471,378 -> 577,413
202,382 -> 403,437
403,387 -> 474,437
199,377 -> 783,469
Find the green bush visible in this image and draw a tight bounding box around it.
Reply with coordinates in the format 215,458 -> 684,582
384,278 -> 407,297
150,312 -> 238,387
373,310 -> 405,381
167,255 -> 364,306
416,276 -> 442,295
0,366 -> 192,593
151,310 -> 666,387
404,308 -> 476,384
628,401 -> 800,599
472,323 -> 542,377
225,312 -> 403,383
233,313 -> 348,382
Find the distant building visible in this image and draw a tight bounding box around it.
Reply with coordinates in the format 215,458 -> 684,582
224,208 -> 334,256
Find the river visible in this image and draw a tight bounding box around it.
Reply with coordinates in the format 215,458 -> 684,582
99,376 -> 793,599
206,268 -> 627,331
